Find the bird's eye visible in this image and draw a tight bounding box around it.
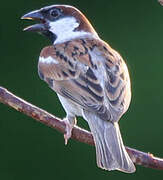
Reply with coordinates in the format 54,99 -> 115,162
50,8 -> 60,18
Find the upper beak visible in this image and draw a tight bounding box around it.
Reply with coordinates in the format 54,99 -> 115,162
21,10 -> 46,32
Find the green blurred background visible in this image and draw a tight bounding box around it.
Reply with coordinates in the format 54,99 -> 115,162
0,0 -> 163,179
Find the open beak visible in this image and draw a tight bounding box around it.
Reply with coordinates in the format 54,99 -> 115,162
21,10 -> 46,32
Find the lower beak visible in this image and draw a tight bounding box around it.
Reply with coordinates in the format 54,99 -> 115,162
21,10 -> 46,32
23,23 -> 46,32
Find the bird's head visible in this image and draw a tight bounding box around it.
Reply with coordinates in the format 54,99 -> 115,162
21,5 -> 98,44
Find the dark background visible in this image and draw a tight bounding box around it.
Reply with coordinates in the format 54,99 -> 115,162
0,0 -> 163,179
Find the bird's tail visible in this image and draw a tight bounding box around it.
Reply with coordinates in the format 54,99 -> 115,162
82,110 -> 135,173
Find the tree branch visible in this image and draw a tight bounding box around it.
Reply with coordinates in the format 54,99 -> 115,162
0,86 -> 163,170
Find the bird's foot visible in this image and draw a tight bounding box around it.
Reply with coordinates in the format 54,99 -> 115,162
63,117 -> 76,145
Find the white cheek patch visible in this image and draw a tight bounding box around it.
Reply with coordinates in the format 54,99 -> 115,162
39,56 -> 59,64
49,17 -> 79,35
49,17 -> 92,44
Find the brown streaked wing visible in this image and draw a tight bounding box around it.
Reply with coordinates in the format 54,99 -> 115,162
38,38 -> 130,120
99,40 -> 130,111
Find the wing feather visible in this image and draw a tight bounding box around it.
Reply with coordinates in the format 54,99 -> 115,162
38,38 -> 131,121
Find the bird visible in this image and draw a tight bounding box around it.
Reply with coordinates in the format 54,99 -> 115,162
21,4 -> 136,173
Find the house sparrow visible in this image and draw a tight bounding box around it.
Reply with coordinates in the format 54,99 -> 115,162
21,4 -> 136,173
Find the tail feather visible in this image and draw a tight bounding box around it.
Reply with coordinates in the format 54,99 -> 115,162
82,110 -> 135,173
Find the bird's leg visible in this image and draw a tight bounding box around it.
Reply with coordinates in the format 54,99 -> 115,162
63,115 -> 77,145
